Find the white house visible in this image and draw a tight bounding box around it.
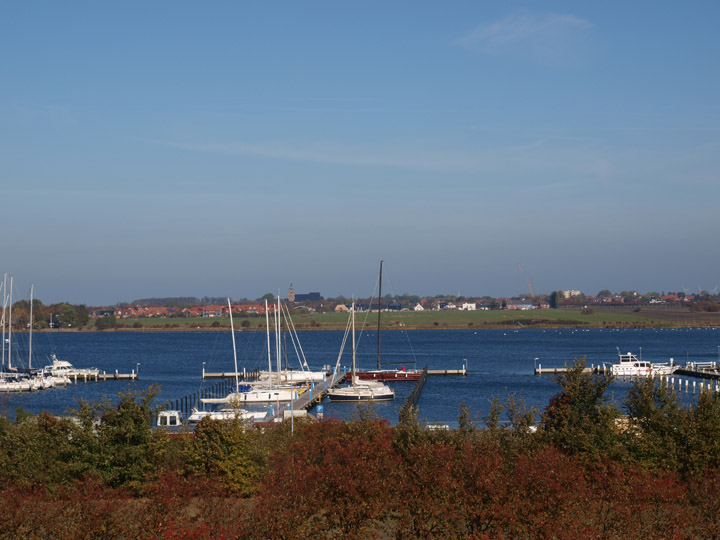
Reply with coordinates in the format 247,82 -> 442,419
413,303 -> 425,311
459,303 -> 477,311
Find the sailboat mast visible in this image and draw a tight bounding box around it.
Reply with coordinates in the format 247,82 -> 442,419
275,295 -> 281,382
29,284 -> 33,370
351,301 -> 356,387
377,260 -> 383,370
8,276 -> 12,370
228,298 -> 240,392
1,273 -> 6,371
265,300 -> 272,385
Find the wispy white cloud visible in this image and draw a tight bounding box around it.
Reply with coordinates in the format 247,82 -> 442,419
154,139 -> 483,173
152,137 -> 619,191
458,10 -> 592,65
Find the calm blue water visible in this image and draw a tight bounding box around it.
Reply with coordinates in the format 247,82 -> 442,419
3,328 -> 719,425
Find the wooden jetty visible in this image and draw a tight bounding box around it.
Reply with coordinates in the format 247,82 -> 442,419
534,364 -> 606,375
399,366 -> 428,422
202,369 -> 261,380
428,368 -> 467,376
265,371 -> 346,421
70,370 -> 139,383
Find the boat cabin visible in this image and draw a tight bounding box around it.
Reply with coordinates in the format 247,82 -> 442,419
157,410 -> 183,427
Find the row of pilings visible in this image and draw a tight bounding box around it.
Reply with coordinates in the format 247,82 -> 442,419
399,366 -> 428,423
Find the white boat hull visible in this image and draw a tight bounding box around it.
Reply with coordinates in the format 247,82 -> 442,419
328,383 -> 395,402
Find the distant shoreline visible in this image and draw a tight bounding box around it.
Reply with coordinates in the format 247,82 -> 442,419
22,306 -> 720,333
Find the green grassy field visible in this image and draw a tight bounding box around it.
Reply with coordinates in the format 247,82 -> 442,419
99,307 -> 698,332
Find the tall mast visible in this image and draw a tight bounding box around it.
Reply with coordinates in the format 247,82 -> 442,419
376,260 -> 383,370
265,299 -> 272,386
7,276 -> 12,370
351,301 -> 356,387
28,284 -> 33,370
275,295 -> 281,382
1,273 -> 6,371
228,298 -> 239,392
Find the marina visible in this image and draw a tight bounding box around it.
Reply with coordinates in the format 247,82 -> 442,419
0,327 -> 719,426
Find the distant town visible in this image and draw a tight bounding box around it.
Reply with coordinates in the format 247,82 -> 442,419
3,285 -> 718,330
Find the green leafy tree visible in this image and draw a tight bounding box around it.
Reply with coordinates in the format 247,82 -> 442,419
54,302 -> 79,327
624,379 -> 720,475
75,304 -> 90,326
95,315 -> 117,330
94,385 -> 163,489
184,415 -> 264,495
622,377 -> 684,471
540,357 -> 620,460
259,293 -> 275,303
548,291 -> 562,309
683,389 -> 720,474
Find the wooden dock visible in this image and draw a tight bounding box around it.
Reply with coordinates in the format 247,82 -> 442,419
428,368 -> 467,376
202,369 -> 261,380
265,371 -> 347,421
674,367 -> 720,380
400,366 -> 428,423
70,370 -> 139,383
534,367 -> 603,375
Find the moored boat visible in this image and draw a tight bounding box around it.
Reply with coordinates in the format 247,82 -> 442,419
328,302 -> 395,402
351,367 -> 422,381
351,261 -> 420,381
609,350 -> 679,377
43,354 -> 100,378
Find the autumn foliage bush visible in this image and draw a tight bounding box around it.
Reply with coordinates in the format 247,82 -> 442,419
5,362 -> 720,538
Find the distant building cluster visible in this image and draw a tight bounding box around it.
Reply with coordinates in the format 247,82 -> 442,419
91,303 -> 278,319
86,288 -> 714,319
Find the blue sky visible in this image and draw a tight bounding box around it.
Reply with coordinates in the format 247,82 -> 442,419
2,2 -> 719,305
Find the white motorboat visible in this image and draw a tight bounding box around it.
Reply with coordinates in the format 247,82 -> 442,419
187,407 -> 268,424
609,351 -> 679,377
43,354 -> 100,378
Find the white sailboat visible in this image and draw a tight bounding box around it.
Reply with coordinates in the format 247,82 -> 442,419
328,302 -> 395,402
1,278 -> 47,392
203,298 -> 309,405
256,300 -> 327,383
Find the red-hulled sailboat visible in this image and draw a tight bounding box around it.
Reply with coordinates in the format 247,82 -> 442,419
351,260 -> 422,382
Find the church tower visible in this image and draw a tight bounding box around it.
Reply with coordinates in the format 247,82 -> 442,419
288,283 -> 295,302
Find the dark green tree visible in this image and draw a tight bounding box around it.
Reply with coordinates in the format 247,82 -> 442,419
75,304 -> 90,326
549,291 -> 562,309
540,357 -> 620,460
95,315 -> 117,330
184,416 -> 265,495
54,303 -> 79,328
682,389 -> 720,474
623,377 -> 684,470
94,385 -> 163,489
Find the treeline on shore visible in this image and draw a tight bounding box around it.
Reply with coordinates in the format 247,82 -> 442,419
3,359 -> 720,538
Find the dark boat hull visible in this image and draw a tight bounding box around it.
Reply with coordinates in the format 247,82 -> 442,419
328,392 -> 395,402
351,370 -> 422,381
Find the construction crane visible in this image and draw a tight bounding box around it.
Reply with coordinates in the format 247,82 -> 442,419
517,263 -> 535,298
